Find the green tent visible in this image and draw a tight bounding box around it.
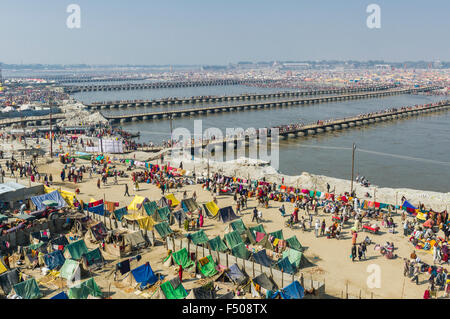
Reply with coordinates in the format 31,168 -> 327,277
282,248 -> 311,269
82,248 -> 104,266
224,231 -> 244,249
27,242 -> 45,251
249,224 -> 266,235
230,219 -> 247,235
231,242 -> 251,260
241,228 -> 257,245
189,230 -> 209,246
269,229 -> 284,240
13,278 -> 41,299
172,248 -> 195,269
60,259 -> 81,280
160,279 -> 188,299
154,222 -> 173,239
286,236 -> 304,252
68,277 -> 103,299
143,201 -> 158,216
198,255 -> 218,277
64,239 -> 89,260
155,206 -> 170,222
207,236 -> 228,253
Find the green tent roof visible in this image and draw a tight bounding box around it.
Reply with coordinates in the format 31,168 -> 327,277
154,222 -> 173,238
230,219 -> 247,235
68,277 -> 102,299
156,206 -> 170,221
249,224 -> 266,235
83,248 -> 103,265
60,259 -> 80,280
160,280 -> 188,299
64,239 -> 89,260
143,201 -> 158,216
189,230 -> 209,246
224,231 -> 244,249
286,236 -> 304,252
172,248 -> 195,269
269,229 -> 284,240
282,248 -> 306,269
207,236 -> 228,252
198,255 -> 218,277
14,278 -> 41,299
231,242 -> 251,260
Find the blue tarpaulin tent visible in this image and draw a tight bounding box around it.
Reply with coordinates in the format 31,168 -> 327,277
252,250 -> 273,267
31,190 -> 67,211
131,262 -> 162,289
44,250 -> 65,270
87,203 -> 105,216
271,281 -> 304,299
218,206 -> 239,223
51,291 -> 69,299
113,207 -> 128,221
402,200 -> 417,214
276,257 -> 296,275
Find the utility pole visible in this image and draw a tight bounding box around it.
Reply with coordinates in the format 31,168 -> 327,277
350,143 -> 356,195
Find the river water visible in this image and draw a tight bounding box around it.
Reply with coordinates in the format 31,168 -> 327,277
72,87 -> 449,192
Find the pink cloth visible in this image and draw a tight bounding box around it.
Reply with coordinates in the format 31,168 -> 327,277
255,232 -> 265,242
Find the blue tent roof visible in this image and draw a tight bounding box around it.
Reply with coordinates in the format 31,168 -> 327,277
272,280 -> 305,299
31,190 -> 67,211
51,291 -> 69,299
44,250 -> 66,270
252,250 -> 273,267
131,262 -> 162,289
276,256 -> 296,275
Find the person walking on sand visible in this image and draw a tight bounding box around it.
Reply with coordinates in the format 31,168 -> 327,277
351,244 -> 357,262
124,183 -> 130,197
315,219 -> 320,237
97,178 -> 101,189
320,220 -> 326,236
252,207 -> 258,223
412,265 -> 420,285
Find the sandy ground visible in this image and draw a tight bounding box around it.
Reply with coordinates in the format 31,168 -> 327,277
2,137 -> 449,299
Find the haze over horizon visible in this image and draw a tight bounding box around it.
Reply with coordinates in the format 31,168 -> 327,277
1,0 -> 449,65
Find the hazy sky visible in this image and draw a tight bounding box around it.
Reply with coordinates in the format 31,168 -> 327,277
1,0 -> 449,65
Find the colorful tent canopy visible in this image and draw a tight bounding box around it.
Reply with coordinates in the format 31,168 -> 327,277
276,256 -> 296,274
231,242 -> 251,260
0,269 -> 19,295
67,277 -> 102,299
82,248 -> 103,266
203,201 -> 219,218
224,231 -> 244,249
272,281 -> 305,299
131,262 -> 162,289
143,201 -> 158,216
60,259 -> 81,281
282,248 -> 311,269
160,278 -> 188,299
172,248 -> 194,269
198,255 -> 218,277
51,291 -> 69,299
113,207 -> 128,221
189,230 -> 209,245
286,236 -> 304,252
269,230 -> 284,240
207,236 -> 228,252
230,219 -> 247,235
44,250 -> 65,270
64,240 -> 89,260
181,198 -> 199,212
127,196 -> 148,211
154,222 -> 173,239
13,278 -> 41,299
218,206 -> 239,223
165,194 -> 180,207
31,190 -> 67,210
252,249 -> 273,267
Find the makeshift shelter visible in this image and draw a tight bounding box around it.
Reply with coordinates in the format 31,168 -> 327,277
286,236 -> 304,252
81,248 -> 104,270
134,216 -> 156,231
13,278 -> 41,299
203,201 -> 219,218
218,206 -> 238,223
186,285 -> 216,299
44,250 -> 65,270
51,291 -> 69,299
249,224 -> 266,236
252,249 -> 273,267
224,231 -> 244,249
250,273 -> 278,297
0,268 -> 20,296
282,248 -> 312,269
59,259 -> 82,282
87,203 -> 105,216
131,262 -> 162,289
31,190 -> 67,210
188,230 -> 209,246
50,235 -> 69,252
113,207 -> 128,221
154,206 -> 170,222
230,219 -> 247,235
402,200 -> 417,214
143,201 -> 158,216
241,228 -> 257,245
269,230 -> 284,240
123,231 -> 148,252
198,255 -> 218,277
272,281 -> 305,299
88,222 -> 108,243
171,248 -> 195,269
67,277 -> 102,299
154,222 -> 173,239
159,277 -> 188,299
181,198 -> 199,213
207,236 -> 228,253
276,256 -> 296,275
64,240 -> 89,260
172,209 -> 188,225
215,263 -> 248,286
257,234 -> 276,250
165,194 -> 180,207
157,197 -> 170,208
231,242 -> 251,260
127,196 -> 149,211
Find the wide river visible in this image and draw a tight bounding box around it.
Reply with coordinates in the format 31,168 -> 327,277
73,87 -> 449,192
